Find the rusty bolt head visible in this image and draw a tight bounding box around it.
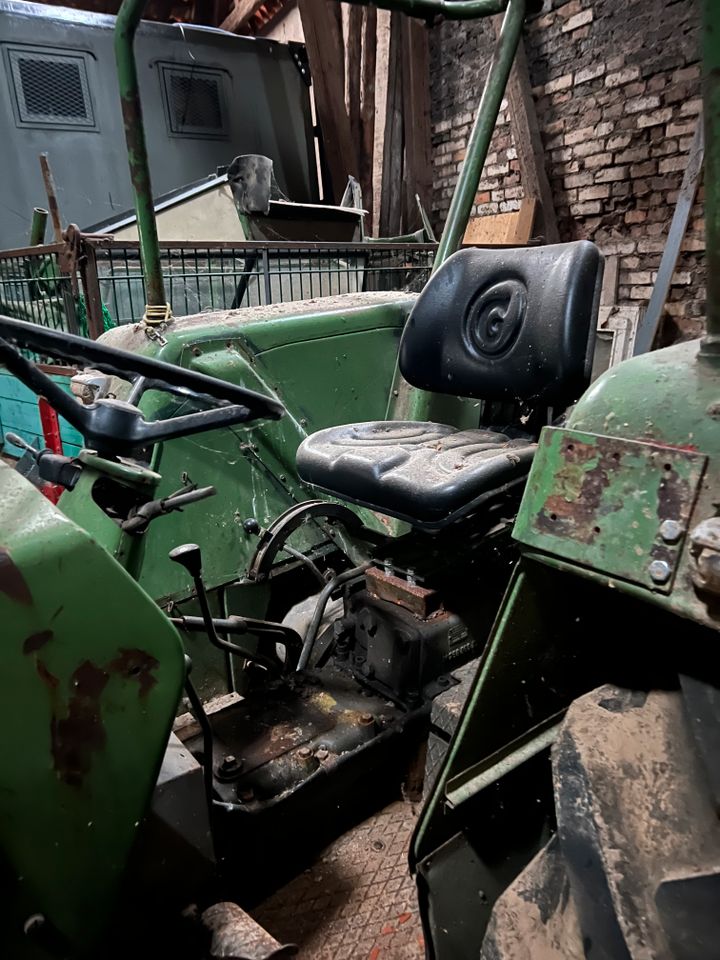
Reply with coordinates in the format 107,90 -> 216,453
316,748 -> 329,761
659,519 -> 683,544
359,712 -> 374,726
648,559 -> 672,584
297,746 -> 313,760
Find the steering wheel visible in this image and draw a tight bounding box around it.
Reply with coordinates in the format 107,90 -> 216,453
0,316 -> 285,456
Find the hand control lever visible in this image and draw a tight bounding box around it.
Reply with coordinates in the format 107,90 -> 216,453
168,544 -> 282,674
6,432 -> 82,491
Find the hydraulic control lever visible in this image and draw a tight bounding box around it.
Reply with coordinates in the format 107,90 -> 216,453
122,483 -> 217,534
168,544 -> 299,673
6,432 -> 82,491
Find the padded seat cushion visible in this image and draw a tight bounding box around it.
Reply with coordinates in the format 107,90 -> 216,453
297,421 -> 536,528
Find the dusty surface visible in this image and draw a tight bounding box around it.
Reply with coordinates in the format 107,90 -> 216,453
252,800 -> 424,960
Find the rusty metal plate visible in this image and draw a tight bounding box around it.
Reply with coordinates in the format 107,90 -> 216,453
252,801 -> 424,960
514,427 -> 707,592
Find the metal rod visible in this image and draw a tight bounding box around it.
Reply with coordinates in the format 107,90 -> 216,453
701,0 -> 720,348
433,0 -> 526,268
39,155 -> 63,242
29,208 -> 48,246
297,562 -> 371,671
182,659 -> 216,834
114,0 -> 167,309
634,120 -> 704,355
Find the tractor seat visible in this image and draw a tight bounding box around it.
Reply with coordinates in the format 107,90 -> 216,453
297,421 -> 536,528
297,241 -> 604,531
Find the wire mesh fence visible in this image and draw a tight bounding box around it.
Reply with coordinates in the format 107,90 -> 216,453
0,240 -> 437,337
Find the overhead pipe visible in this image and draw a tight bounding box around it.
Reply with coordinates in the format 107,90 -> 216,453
114,0 -> 169,320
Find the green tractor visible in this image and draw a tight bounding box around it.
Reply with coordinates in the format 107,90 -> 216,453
411,3 -> 720,958
0,0 -> 714,957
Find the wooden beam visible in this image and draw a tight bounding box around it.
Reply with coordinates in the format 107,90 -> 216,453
379,12 -> 403,236
299,0 -> 356,202
493,17 -> 558,244
360,5 -> 377,230
219,0 -> 265,33
401,18 -> 431,233
347,5 -> 363,152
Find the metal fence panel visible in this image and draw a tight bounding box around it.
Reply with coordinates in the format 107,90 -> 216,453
0,239 -> 436,336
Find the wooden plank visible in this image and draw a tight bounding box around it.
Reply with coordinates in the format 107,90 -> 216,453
401,18 -> 432,233
600,255 -> 619,306
493,19 -> 558,244
360,6 -> 378,231
219,0 -> 265,33
299,0 -> 356,202
347,5 -> 363,153
463,197 -> 536,245
379,12 -> 403,237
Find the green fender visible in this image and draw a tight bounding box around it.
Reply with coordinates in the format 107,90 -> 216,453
0,462 -> 185,952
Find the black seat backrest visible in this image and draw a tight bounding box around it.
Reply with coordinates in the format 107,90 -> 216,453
399,240 -> 604,411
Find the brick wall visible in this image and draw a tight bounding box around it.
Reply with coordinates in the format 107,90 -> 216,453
429,0 -> 704,342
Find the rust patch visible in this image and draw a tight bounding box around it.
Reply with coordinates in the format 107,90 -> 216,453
366,566 -> 441,619
0,547 -> 32,606
109,648 -> 159,698
535,439 -> 614,543
23,630 -> 53,655
51,660 -> 109,787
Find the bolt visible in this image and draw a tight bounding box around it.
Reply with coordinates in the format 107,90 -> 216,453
648,559 -> 672,584
659,519 -> 683,544
243,518 -> 260,535
437,675 -> 450,688
359,712 -> 374,726
316,748 -> 329,761
298,746 -> 313,760
406,568 -> 417,585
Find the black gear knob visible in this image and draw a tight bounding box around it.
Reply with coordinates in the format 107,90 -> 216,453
168,543 -> 203,579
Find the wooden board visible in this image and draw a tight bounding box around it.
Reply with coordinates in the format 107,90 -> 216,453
492,18 -> 558,244
463,197 -> 537,245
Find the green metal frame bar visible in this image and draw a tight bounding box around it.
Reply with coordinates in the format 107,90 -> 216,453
702,0 -> 720,347
433,0 -> 526,268
114,0 -> 167,309
29,208 -> 48,247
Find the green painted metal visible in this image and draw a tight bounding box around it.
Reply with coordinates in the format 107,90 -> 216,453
514,426 -> 707,593
433,0 -> 526,269
29,208 -> 48,247
114,0 -> 167,310
702,0 -> 720,344
0,462 -> 185,950
60,296 -> 433,602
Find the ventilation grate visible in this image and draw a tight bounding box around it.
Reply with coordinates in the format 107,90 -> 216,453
162,65 -> 227,137
8,49 -> 94,127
